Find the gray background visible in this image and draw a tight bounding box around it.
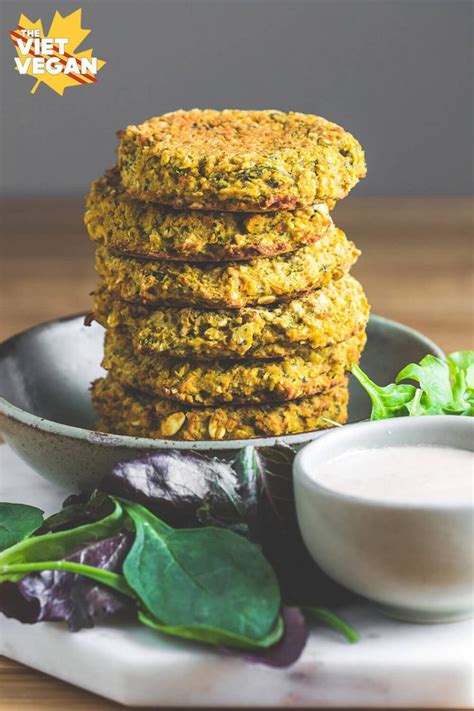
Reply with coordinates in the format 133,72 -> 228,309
0,0 -> 472,196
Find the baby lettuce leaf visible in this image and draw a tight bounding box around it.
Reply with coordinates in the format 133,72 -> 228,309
352,350 -> 474,419
447,351 -> 474,415
351,364 -> 416,419
448,350 -> 474,385
0,504 -> 44,551
0,497 -> 125,579
395,352 -> 474,415
396,355 -> 454,414
121,500 -> 281,646
102,450 -> 248,533
0,534 -> 132,631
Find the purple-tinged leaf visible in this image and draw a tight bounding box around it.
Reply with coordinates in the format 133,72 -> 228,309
38,491 -> 113,534
0,534 -> 132,631
232,446 -> 262,541
102,450 -> 248,532
258,446 -> 354,607
226,607 -> 308,668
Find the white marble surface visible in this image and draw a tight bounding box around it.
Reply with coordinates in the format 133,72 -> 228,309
0,444 -> 473,708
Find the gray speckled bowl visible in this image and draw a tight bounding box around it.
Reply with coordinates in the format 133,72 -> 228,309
0,315 -> 444,492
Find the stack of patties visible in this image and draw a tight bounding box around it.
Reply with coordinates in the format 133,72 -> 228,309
85,109 -> 369,441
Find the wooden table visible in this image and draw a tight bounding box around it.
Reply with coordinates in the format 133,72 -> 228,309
0,197 -> 472,709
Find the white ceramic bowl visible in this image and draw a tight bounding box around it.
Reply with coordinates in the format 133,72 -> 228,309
293,416 -> 474,623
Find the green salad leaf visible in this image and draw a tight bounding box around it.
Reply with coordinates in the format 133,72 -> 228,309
447,351 -> 474,414
0,443 -> 364,665
139,610 -> 284,650
352,350 -> 474,419
0,558 -> 133,597
122,500 -> 281,648
0,497 -> 125,580
350,366 -> 416,419
396,355 -> 452,412
0,534 -> 133,630
304,606 -> 360,643
0,504 -> 44,552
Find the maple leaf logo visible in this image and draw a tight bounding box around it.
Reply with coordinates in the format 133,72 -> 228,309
10,9 -> 106,96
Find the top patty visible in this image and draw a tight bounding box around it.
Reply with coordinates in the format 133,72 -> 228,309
85,167 -> 333,261
95,225 -> 359,309
91,274 -> 370,360
118,109 -> 366,211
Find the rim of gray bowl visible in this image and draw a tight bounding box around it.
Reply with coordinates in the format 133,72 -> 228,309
0,313 -> 446,450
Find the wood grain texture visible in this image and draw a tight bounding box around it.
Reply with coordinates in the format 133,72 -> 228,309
0,196 -> 472,709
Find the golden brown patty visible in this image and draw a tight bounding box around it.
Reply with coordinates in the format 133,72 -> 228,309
102,329 -> 365,405
85,168 -> 333,261
95,226 -> 359,309
92,274 -> 369,360
118,109 -> 366,211
91,375 -> 349,440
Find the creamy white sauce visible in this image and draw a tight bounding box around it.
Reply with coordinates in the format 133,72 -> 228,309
314,446 -> 474,503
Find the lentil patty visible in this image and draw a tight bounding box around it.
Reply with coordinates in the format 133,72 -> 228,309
118,109 -> 366,211
92,274 -> 369,359
95,226 -> 359,309
85,168 -> 332,261
91,375 -> 349,440
102,329 -> 365,405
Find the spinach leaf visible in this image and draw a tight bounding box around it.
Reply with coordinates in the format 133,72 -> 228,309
230,607 -> 309,668
0,504 -> 44,551
121,500 -> 281,646
139,609 -> 283,649
0,534 -> 133,630
0,497 -> 125,580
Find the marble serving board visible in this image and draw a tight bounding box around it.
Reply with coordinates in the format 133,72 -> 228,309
0,445 -> 472,708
